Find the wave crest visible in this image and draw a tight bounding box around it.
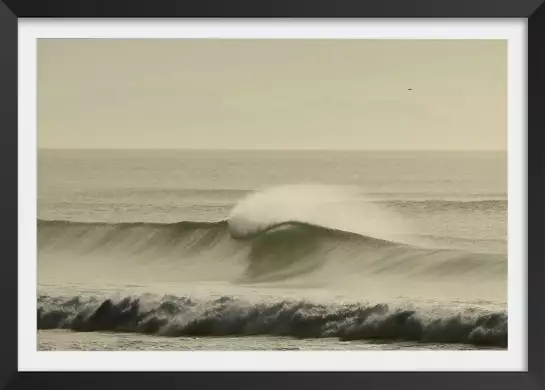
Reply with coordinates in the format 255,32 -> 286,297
227,184 -> 409,241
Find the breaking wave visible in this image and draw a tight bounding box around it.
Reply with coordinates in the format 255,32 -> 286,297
38,217 -> 506,284
37,293 -> 507,348
38,185 -> 507,284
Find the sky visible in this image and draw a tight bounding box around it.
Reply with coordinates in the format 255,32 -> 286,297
38,39 -> 507,150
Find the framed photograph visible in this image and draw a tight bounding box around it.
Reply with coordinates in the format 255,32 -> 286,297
2,0 -> 543,389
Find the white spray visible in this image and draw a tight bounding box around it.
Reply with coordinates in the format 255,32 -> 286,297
227,184 -> 412,243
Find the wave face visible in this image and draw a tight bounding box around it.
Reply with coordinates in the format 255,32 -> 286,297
38,218 -> 506,285
38,185 -> 506,289
37,294 -> 507,348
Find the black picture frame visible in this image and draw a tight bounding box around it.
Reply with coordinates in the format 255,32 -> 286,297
2,0 -> 543,389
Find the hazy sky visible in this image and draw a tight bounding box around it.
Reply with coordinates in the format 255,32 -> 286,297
38,39 -> 507,150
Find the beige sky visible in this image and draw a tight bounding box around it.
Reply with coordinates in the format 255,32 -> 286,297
38,39 -> 507,150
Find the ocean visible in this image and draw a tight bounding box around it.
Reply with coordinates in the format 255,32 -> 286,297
37,149 -> 507,351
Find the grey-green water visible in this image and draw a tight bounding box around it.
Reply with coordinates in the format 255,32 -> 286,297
37,150 -> 507,350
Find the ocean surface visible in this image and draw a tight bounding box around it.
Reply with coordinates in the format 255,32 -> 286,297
37,149 -> 507,351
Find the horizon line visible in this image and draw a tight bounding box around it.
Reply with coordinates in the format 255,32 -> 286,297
38,147 -> 508,152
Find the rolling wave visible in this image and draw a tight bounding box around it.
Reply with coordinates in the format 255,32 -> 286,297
38,218 -> 506,284
37,185 -> 507,285
37,293 -> 507,348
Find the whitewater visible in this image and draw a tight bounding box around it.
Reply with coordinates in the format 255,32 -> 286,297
37,150 -> 508,350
